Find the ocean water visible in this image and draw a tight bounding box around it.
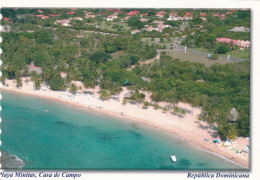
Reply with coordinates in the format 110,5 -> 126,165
0,91 -> 243,170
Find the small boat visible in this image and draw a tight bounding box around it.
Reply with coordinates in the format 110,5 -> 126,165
171,155 -> 177,162
45,110 -> 49,112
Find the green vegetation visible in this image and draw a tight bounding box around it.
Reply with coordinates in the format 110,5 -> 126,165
1,8 -> 250,139
70,83 -> 78,94
135,53 -> 250,138
210,54 -> 219,60
181,10 -> 250,55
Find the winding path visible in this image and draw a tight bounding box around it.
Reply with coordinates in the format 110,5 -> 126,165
127,51 -> 160,71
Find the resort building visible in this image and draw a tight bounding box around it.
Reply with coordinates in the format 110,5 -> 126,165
140,13 -> 148,17
216,38 -> 250,50
200,12 -> 207,17
167,13 -> 193,21
229,26 -> 250,32
27,65 -> 42,74
143,21 -> 172,33
140,18 -> 149,22
67,11 -> 75,15
49,14 -> 61,17
131,30 -> 141,34
126,10 -> 140,16
85,14 -> 96,19
54,19 -> 71,26
35,15 -> 49,19
106,14 -> 118,21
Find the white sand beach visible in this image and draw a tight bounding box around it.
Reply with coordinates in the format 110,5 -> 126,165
2,78 -> 250,168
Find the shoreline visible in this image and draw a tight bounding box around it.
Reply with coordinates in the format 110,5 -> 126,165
1,79 -> 250,169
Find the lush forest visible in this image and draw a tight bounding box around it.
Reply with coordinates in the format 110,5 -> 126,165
136,53 -> 250,138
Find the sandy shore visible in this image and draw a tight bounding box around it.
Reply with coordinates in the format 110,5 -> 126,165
2,78 -> 250,168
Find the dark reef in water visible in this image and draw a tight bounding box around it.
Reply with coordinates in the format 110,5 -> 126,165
0,151 -> 25,169
54,121 -> 74,127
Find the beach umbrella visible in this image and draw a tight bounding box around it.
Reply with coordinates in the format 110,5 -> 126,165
213,139 -> 220,143
244,146 -> 249,153
217,135 -> 222,142
123,80 -> 129,85
224,140 -> 231,147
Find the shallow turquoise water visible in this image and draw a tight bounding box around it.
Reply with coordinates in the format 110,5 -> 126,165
0,91 -> 243,169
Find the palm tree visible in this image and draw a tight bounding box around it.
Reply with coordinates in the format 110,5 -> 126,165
23,65 -> 29,80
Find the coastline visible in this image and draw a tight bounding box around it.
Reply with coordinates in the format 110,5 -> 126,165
1,78 -> 250,169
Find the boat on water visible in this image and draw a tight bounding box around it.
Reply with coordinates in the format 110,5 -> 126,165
171,155 -> 177,162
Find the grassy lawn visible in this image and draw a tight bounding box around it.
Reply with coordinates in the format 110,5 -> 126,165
190,47 -> 250,60
142,38 -> 161,44
85,21 -> 131,32
227,49 -> 250,60
142,38 -> 175,46
100,21 -> 131,31
166,50 -> 229,67
161,38 -> 174,44
190,47 -> 214,54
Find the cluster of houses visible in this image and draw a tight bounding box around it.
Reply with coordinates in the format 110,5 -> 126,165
34,9 -> 61,19
167,12 -> 194,21
3,8 -> 242,35
216,38 -> 250,50
131,20 -> 173,34
54,17 -> 83,26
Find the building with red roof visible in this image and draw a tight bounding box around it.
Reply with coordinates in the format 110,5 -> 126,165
55,19 -> 71,26
28,65 -> 42,74
156,13 -> 165,18
200,12 -> 207,16
3,17 -> 10,21
108,8 -> 115,12
158,11 -> 167,14
216,38 -> 250,49
86,12 -> 94,15
185,12 -> 193,16
98,12 -> 106,15
67,11 -> 75,15
35,14 -> 44,17
140,13 -> 148,17
126,10 -> 140,16
226,12 -> 233,15
49,14 -> 61,17
37,10 -> 43,13
35,14 -> 49,19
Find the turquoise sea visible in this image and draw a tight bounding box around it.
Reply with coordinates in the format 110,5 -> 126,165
0,91 -> 244,170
